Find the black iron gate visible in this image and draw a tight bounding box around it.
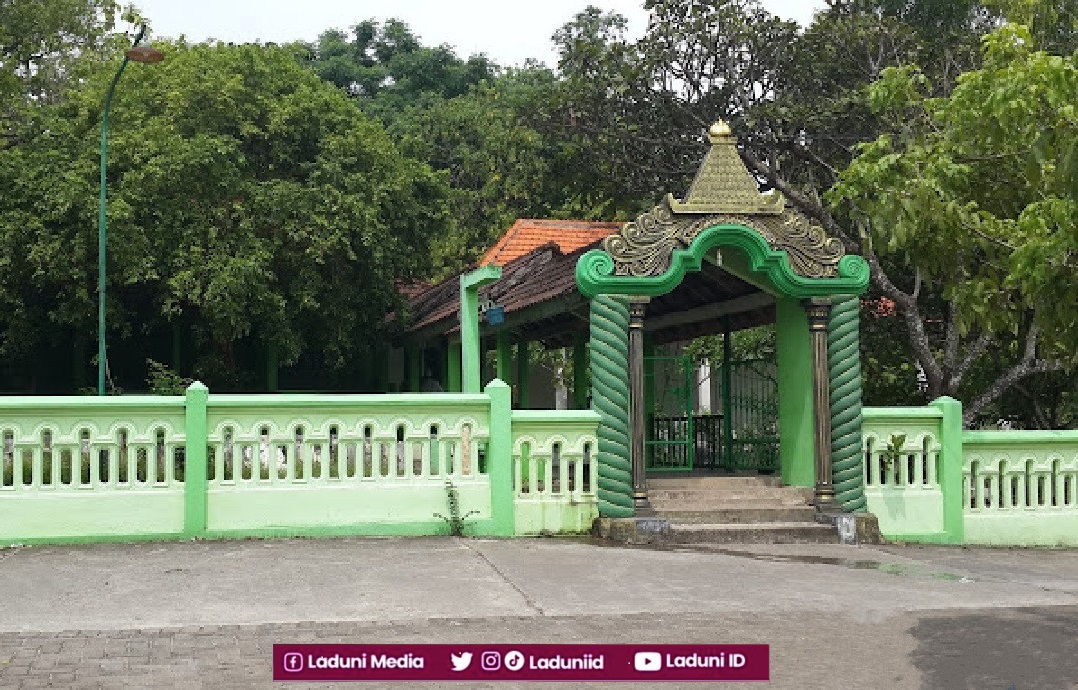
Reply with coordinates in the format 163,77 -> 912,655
650,356 -> 778,473
645,354 -> 693,472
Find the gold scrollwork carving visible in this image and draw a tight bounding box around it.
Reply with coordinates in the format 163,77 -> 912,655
603,198 -> 845,280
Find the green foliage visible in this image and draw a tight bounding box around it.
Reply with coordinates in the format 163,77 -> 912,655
303,19 -> 585,275
146,359 -> 191,396
386,77 -> 563,274
828,23 -> 1077,361
0,0 -> 126,111
0,40 -> 453,391
684,326 -> 776,368
305,19 -> 495,107
882,433 -> 906,471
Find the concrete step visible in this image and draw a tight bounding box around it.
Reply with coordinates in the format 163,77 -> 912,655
653,506 -> 818,524
647,476 -> 783,489
667,522 -> 840,545
647,487 -> 814,507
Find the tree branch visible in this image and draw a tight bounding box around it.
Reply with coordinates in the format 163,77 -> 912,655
951,332 -> 992,389
943,298 -> 959,376
739,143 -> 947,395
737,146 -> 855,250
963,326 -> 1064,425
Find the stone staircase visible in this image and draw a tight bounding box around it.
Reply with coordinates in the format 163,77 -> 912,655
644,475 -> 840,544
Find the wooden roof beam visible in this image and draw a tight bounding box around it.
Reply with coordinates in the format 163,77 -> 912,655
644,292 -> 775,332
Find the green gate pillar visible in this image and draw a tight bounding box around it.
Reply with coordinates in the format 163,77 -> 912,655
932,396 -> 964,544
447,340 -> 462,393
804,298 -> 837,508
485,378 -> 515,535
589,295 -> 633,517
496,332 -> 513,386
183,381 -> 209,538
572,333 -> 588,409
460,266 -> 502,393
828,295 -> 867,511
628,298 -> 651,512
516,341 -> 530,409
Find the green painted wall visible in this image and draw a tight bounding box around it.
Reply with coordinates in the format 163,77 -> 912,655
775,297 -> 814,487
511,409 -> 601,534
863,402 -> 1078,547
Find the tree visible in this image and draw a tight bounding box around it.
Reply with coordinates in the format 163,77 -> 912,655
828,23 -> 1076,423
305,19 -> 589,275
305,19 -> 496,110
386,70 -> 579,274
0,40 -> 453,391
543,0 -> 1074,426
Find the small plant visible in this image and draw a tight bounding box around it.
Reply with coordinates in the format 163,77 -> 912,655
433,477 -> 479,536
881,433 -> 906,472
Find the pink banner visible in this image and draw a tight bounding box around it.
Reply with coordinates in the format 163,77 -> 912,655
274,643 -> 769,682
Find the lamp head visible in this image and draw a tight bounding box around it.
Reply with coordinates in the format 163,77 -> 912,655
126,45 -> 164,64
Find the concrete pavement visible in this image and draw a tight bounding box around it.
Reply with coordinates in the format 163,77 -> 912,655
1,537 -> 1076,688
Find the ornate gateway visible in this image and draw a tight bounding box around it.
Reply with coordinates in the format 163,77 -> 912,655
577,122 -> 871,516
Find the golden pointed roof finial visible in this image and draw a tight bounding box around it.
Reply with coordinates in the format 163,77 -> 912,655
667,120 -> 784,215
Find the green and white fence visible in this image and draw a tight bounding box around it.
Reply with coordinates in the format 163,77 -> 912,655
511,410 -> 600,535
864,397 -> 1078,547
0,380 -> 599,545
0,396 -> 188,541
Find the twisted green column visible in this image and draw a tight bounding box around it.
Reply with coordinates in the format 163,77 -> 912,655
828,295 -> 867,512
589,295 -> 634,517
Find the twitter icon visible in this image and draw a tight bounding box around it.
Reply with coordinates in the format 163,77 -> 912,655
451,652 -> 473,672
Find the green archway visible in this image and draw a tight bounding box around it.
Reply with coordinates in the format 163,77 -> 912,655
576,122 -> 870,518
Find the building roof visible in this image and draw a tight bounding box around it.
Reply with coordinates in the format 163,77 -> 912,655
406,240 -> 591,339
478,219 -> 622,266
402,209 -> 775,348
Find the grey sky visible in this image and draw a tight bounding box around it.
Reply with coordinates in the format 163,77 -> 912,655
131,1 -> 825,68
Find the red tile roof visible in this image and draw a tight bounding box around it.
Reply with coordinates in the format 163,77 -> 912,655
479,219 -> 622,266
406,241 -> 592,335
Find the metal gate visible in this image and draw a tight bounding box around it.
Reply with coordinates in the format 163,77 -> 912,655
719,358 -> 779,473
649,356 -> 778,473
645,354 -> 693,472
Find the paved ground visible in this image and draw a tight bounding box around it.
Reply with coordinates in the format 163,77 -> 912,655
0,537 -> 1076,689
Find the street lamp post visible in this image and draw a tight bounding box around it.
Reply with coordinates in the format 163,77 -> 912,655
98,26 -> 163,395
